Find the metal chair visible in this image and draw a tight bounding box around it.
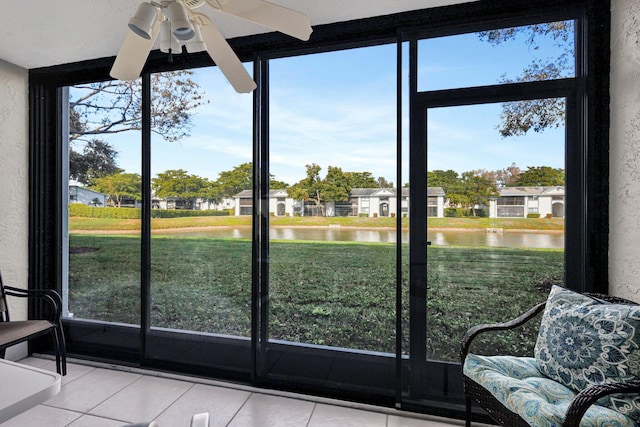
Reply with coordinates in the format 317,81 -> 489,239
461,292 -> 640,427
0,272 -> 66,375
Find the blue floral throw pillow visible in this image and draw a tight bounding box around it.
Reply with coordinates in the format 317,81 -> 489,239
534,285 -> 640,422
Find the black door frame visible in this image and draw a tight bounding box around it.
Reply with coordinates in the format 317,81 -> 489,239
27,0 -> 609,419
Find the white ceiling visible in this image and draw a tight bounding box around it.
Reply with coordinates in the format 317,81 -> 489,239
0,0 -> 475,70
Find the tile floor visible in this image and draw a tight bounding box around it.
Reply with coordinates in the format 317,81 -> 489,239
0,357 -> 478,427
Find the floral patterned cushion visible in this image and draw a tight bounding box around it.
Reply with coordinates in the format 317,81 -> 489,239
534,285 -> 640,423
463,354 -> 637,427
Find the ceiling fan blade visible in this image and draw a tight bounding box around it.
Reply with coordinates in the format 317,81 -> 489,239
195,13 -> 257,93
207,0 -> 312,41
110,22 -> 160,81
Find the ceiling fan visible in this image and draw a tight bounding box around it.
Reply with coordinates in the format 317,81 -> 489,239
110,0 -> 313,93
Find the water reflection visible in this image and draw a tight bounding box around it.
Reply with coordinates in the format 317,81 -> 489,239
159,227 -> 564,249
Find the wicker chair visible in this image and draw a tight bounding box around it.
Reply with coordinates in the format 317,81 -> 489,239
461,291 -> 640,427
0,272 -> 66,375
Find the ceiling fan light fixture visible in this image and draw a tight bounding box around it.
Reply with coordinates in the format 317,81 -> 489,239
168,1 -> 196,40
185,20 -> 206,53
128,2 -> 159,40
159,20 -> 182,53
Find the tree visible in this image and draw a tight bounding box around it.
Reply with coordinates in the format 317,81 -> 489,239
323,166 -> 351,202
287,164 -> 325,215
69,139 -> 123,186
458,171 -> 499,216
343,171 -> 378,189
287,164 -> 381,216
513,166 -> 564,186
68,72 -> 206,189
152,169 -> 210,209
269,179 -> 289,190
70,71 -> 206,143
215,163 -> 253,199
479,22 -> 573,137
212,162 -> 290,199
376,176 -> 394,188
428,169 -> 461,193
91,173 -> 141,208
498,163 -> 521,187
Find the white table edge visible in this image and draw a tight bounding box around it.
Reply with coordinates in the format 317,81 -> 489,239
0,358 -> 61,423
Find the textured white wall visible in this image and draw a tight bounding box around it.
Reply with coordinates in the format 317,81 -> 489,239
610,0 -> 640,302
0,59 -> 29,324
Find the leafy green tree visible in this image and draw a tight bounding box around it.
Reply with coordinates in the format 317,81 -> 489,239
69,139 -> 123,186
287,164 -> 326,215
513,166 -> 564,186
323,166 -> 351,202
215,162 -> 253,199
344,171 -> 378,189
152,169 -> 210,209
427,169 -> 460,193
479,21 -> 573,137
458,172 -> 499,216
287,164 -> 381,216
269,179 -> 289,190
213,162 -> 289,199
91,173 -> 141,208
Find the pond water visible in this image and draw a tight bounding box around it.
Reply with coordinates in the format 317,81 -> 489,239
155,227 -> 564,249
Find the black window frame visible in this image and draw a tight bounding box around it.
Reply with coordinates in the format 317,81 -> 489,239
28,0 -> 610,419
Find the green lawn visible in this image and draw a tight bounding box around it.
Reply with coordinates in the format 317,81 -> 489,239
69,215 -> 565,231
68,234 -> 562,362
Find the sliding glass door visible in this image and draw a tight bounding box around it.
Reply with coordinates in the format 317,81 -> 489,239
260,44 -> 400,396
403,21 -> 575,407
145,68 -> 254,373
42,3 -> 604,418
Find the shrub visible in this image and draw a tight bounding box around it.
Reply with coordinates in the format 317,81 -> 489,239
69,204 -> 141,219
69,203 -> 230,219
527,213 -> 541,218
444,208 -> 464,218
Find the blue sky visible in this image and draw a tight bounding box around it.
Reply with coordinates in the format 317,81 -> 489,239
81,23 -> 571,187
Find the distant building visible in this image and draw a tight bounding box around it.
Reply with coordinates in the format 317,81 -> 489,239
69,185 -> 107,207
234,189 -> 295,216
488,186 -> 564,218
151,196 -> 234,211
232,187 -> 447,218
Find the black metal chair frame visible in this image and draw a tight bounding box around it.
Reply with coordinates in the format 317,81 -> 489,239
460,293 -> 640,427
0,272 -> 67,375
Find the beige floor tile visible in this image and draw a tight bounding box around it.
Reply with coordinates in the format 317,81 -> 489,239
154,383 -> 251,427
11,357 -> 49,369
0,404 -> 81,427
20,358 -> 96,385
67,414 -> 127,427
6,358 -> 465,427
308,403 -> 387,427
89,375 -> 193,423
46,367 -> 142,413
227,393 -> 315,427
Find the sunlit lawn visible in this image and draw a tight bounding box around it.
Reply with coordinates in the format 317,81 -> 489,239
69,233 -> 562,361
68,215 -> 565,231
